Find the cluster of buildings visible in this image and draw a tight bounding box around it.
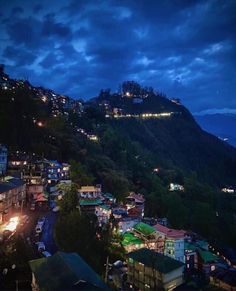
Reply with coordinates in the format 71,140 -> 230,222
0,66 -> 83,118
75,185 -> 234,291
0,146 -> 71,223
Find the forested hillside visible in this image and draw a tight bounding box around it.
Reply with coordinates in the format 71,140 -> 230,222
1,77 -> 236,246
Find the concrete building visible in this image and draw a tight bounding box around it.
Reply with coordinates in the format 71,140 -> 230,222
127,248 -> 185,291
0,144 -> 7,176
154,224 -> 186,263
0,177 -> 26,223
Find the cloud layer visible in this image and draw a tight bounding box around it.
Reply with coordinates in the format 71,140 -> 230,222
0,0 -> 235,111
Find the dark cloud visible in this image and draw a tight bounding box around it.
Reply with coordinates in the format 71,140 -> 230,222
3,46 -> 37,66
33,4 -> 43,13
11,6 -> 24,15
0,0 -> 235,111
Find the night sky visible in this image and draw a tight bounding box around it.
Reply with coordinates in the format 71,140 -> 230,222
0,0 -> 235,112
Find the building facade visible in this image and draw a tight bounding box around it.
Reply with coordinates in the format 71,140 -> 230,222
0,177 -> 26,223
127,248 -> 185,291
0,144 -> 7,176
154,224 -> 185,263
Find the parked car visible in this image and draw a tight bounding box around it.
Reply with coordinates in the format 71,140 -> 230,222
42,251 -> 51,257
35,224 -> 43,234
36,242 -> 45,252
30,203 -> 35,211
52,206 -> 60,212
37,216 -> 46,226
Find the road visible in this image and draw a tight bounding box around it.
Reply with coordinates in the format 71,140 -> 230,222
40,212 -> 58,254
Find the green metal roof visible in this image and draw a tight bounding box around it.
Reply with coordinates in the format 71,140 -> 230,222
29,251 -> 109,290
198,249 -> 219,263
103,192 -> 114,199
128,248 -> 184,274
99,204 -> 110,210
133,222 -> 155,236
79,198 -> 102,206
184,242 -> 197,252
122,232 -> 143,246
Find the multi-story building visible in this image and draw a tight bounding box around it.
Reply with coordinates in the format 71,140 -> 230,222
8,154 -> 28,177
133,222 -> 165,253
46,160 -> 62,184
127,248 -> 185,291
22,162 -> 45,185
154,224 -> 185,263
78,185 -> 102,198
0,144 -> 7,176
0,177 -> 26,223
78,185 -> 102,214
61,163 -> 70,180
122,232 -> 144,252
118,218 -> 141,234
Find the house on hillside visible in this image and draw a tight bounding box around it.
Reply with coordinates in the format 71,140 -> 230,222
133,222 -> 165,253
78,185 -> 103,214
29,251 -> 109,290
118,218 -> 140,234
78,185 -> 102,199
127,248 -> 185,290
154,224 -> 185,263
169,183 -> 184,192
126,192 -> 145,208
0,177 -> 26,223
122,232 -> 144,252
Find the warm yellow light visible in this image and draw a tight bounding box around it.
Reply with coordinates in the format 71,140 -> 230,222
37,121 -> 44,127
5,216 -> 19,231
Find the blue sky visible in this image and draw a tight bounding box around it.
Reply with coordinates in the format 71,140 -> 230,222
0,0 -> 235,112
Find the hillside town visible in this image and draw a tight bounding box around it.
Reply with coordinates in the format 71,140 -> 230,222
1,144 -> 236,290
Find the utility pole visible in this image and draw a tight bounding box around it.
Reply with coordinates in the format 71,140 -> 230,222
104,256 -> 109,284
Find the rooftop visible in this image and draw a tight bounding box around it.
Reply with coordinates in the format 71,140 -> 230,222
126,192 -> 145,203
198,249 -> 219,263
29,251 -> 108,290
154,223 -> 185,239
133,222 -> 156,236
0,177 -> 25,194
80,198 -> 103,206
79,186 -> 101,192
122,232 -> 143,246
128,248 -> 184,274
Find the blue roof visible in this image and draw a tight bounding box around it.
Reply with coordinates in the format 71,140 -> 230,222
0,178 -> 25,194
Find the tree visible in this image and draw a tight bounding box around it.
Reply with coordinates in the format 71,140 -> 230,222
59,185 -> 78,213
69,160 -> 94,186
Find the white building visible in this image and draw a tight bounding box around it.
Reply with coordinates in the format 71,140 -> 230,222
78,185 -> 102,199
169,183 -> 184,192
